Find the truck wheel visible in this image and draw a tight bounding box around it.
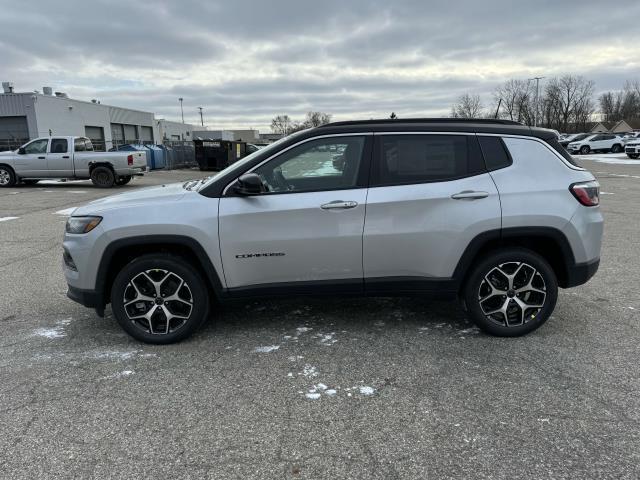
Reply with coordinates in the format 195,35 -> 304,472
90,166 -> 115,188
0,165 -> 16,187
115,175 -> 132,186
463,248 -> 558,337
628,154 -> 639,159
110,254 -> 210,344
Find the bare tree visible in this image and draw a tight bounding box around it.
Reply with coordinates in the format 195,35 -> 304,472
492,79 -> 534,123
303,111 -> 332,128
450,94 -> 484,118
271,115 -> 292,135
541,75 -> 595,132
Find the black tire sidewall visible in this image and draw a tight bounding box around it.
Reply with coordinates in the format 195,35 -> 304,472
464,248 -> 558,337
0,165 -> 16,187
110,255 -> 209,344
91,166 -> 115,188
580,146 -> 590,154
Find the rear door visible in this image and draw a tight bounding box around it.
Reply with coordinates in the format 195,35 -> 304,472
218,134 -> 371,292
363,133 -> 501,292
46,138 -> 73,176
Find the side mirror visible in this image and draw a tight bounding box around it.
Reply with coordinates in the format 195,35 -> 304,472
234,173 -> 265,195
18,147 -> 25,154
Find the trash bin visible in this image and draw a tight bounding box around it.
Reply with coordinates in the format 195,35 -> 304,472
144,144 -> 165,170
159,145 -> 174,170
117,144 -> 150,169
194,139 -> 247,171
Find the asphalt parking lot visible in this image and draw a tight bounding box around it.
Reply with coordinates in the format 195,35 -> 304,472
1,160 -> 639,479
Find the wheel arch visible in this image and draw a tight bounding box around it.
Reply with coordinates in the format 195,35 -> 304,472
454,227 -> 576,290
96,235 -> 225,310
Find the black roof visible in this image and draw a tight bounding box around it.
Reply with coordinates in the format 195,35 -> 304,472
320,118 -> 523,127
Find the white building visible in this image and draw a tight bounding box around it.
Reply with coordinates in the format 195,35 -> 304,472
0,82 -> 191,150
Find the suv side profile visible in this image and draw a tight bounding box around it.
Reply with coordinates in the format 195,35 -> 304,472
63,119 -> 603,344
567,133 -> 623,154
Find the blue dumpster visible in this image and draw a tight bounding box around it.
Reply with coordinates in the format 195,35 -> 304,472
144,144 -> 165,170
158,145 -> 174,170
117,144 -> 150,169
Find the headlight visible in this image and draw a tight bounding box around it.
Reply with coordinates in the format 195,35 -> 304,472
65,216 -> 102,234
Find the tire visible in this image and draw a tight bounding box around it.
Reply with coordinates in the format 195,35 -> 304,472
110,254 -> 210,344
627,154 -> 639,159
21,179 -> 40,185
463,248 -> 558,337
611,144 -> 623,153
115,175 -> 132,186
90,166 -> 115,188
579,145 -> 590,155
0,165 -> 16,188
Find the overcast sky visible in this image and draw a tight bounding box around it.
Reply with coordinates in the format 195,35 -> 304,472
1,0 -> 639,131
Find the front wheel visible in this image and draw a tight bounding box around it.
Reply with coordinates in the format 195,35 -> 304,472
110,254 -> 210,344
0,165 -> 16,187
627,154 -> 639,159
611,144 -> 623,153
463,248 -> 558,337
579,145 -> 590,155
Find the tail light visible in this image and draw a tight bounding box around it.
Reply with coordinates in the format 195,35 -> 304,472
570,180 -> 600,206
127,154 -> 133,166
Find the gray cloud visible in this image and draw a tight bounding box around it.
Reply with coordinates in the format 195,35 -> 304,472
1,0 -> 639,130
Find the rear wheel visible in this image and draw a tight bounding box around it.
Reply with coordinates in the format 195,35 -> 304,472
115,175 -> 132,186
110,254 -> 210,344
0,165 -> 16,187
464,248 -> 558,337
579,145 -> 590,155
91,166 -> 115,188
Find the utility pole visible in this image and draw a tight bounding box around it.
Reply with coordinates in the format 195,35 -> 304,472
198,107 -> 204,127
529,77 -> 544,127
178,98 -> 184,124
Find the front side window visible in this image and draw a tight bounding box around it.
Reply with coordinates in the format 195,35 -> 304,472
372,135 -> 483,186
50,139 -> 68,153
23,139 -> 48,154
252,136 -> 366,193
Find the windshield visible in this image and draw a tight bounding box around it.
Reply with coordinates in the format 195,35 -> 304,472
196,130 -> 309,191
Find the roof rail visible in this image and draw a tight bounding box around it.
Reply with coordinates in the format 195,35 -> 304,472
319,118 -> 525,127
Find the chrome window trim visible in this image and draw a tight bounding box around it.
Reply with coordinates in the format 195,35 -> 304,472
221,132 -> 373,196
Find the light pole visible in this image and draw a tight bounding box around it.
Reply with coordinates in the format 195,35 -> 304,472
198,107 -> 204,127
529,77 -> 544,127
178,98 -> 184,124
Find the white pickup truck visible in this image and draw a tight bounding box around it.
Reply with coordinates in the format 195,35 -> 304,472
0,136 -> 147,188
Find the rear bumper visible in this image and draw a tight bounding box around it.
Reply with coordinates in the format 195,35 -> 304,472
564,258 -> 600,288
114,166 -> 147,176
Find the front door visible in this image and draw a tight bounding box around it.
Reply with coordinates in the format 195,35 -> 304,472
218,134 -> 371,292
47,138 -> 73,176
14,138 -> 49,176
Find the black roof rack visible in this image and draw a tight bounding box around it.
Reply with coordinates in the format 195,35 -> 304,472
319,118 -> 524,128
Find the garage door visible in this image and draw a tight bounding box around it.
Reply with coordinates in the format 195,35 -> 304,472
0,116 -> 29,141
123,124 -> 137,142
85,126 -> 105,151
140,126 -> 153,143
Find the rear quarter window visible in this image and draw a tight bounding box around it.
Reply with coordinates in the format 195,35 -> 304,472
478,136 -> 512,171
545,136 -> 580,167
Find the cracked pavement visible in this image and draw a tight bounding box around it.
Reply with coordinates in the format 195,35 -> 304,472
0,162 -> 638,479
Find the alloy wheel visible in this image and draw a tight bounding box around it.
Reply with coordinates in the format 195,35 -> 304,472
477,262 -> 547,327
0,168 -> 10,185
123,269 -> 193,335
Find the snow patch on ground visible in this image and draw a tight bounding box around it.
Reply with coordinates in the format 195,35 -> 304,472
302,364 -> 319,378
54,207 -> 77,216
92,350 -> 139,361
578,154 -> 640,165
33,317 -> 72,339
359,386 -> 375,396
296,326 -> 313,335
254,345 -> 280,353
315,332 -> 337,346
0,217 -> 19,222
103,370 -> 134,379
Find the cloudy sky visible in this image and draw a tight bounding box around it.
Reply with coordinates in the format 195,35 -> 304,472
1,0 -> 639,131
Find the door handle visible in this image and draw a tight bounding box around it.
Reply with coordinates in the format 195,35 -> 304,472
321,200 -> 358,210
451,190 -> 489,200
62,155 -> 70,159
38,156 -> 45,159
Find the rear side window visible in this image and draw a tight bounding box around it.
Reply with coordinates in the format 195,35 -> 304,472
545,136 -> 580,167
478,136 -> 512,171
50,139 -> 68,154
74,138 -> 86,152
372,135 -> 484,186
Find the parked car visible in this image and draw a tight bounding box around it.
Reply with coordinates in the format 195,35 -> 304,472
624,141 -> 640,159
0,136 -> 146,188
559,133 -> 590,148
621,132 -> 640,145
63,118 -> 602,344
567,133 -> 624,154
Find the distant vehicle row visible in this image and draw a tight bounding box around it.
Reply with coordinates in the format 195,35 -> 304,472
558,131 -> 640,158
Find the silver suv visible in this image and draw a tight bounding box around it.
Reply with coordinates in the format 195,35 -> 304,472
63,119 -> 603,344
